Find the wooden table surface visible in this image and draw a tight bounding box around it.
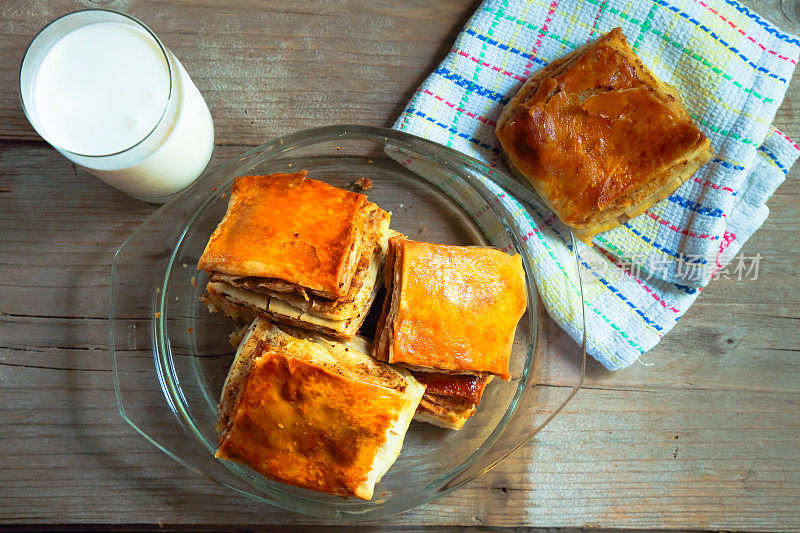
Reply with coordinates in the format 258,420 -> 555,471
1,1 -> 798,530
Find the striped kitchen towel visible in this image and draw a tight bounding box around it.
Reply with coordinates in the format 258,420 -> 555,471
393,0 -> 799,369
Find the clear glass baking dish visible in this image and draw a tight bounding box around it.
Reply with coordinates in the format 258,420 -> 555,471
110,125 -> 586,520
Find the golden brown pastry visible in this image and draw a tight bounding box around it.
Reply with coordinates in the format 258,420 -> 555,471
198,172 -> 391,339
495,27 -> 713,244
215,318 -> 425,500
373,237 -> 527,382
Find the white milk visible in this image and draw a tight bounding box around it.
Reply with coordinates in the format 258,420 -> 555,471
22,14 -> 214,202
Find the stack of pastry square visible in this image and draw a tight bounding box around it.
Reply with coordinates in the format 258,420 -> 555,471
198,171 -> 390,340
373,237 -> 527,429
495,27 -> 713,244
216,318 -> 425,500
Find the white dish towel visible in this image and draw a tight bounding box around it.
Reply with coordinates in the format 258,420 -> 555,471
393,0 -> 800,369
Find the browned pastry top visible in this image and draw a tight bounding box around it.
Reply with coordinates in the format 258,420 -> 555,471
386,239 -> 527,380
198,171 -> 367,299
496,28 -> 709,226
216,342 -> 408,500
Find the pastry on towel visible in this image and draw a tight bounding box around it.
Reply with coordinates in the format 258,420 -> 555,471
373,237 -> 527,381
198,171 -> 391,339
215,318 -> 425,500
495,27 -> 713,244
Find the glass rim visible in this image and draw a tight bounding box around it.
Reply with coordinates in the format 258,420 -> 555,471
110,124 -> 586,519
18,8 -> 174,158
155,126 -> 537,514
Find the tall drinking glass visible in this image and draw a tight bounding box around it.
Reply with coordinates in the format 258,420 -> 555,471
19,9 -> 215,203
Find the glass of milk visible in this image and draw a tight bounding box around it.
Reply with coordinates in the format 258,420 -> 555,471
19,9 -> 214,203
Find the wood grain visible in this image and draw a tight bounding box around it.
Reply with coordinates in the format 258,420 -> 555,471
0,0 -> 799,529
0,0 -> 480,145
1,140 -> 798,529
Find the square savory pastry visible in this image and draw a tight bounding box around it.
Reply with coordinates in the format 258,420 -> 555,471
372,237 -> 527,381
495,27 -> 713,244
215,318 -> 425,500
198,171 -> 391,339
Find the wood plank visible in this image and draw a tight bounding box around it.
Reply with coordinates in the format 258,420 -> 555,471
0,143 -> 800,378
1,360 -> 797,529
2,143 -> 798,391
1,141 -> 798,529
2,1 -> 797,146
2,298 -> 798,393
1,0 -> 799,528
0,0 -> 480,145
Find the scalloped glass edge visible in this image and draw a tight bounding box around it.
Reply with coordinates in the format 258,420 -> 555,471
110,124 -> 587,520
